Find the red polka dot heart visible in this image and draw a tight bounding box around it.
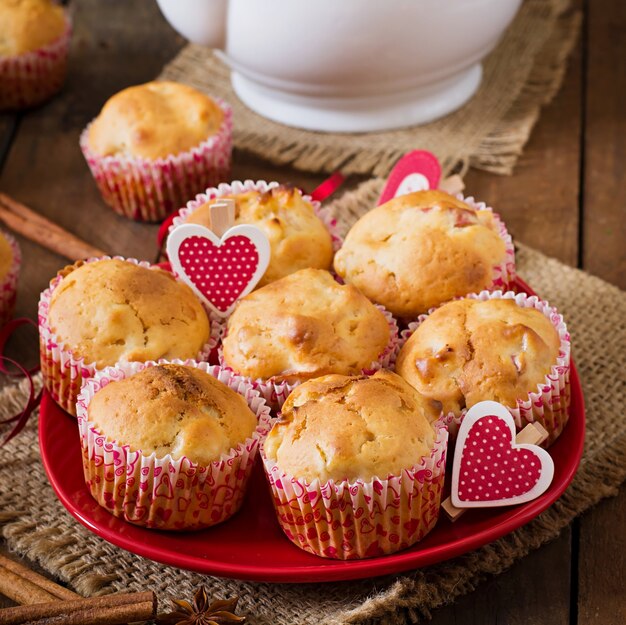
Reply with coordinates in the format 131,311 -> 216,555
451,401 -> 554,508
167,224 -> 270,317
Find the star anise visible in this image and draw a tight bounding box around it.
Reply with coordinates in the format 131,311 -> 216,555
157,587 -> 246,625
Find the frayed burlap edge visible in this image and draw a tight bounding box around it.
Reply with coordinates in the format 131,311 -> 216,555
160,0 -> 580,177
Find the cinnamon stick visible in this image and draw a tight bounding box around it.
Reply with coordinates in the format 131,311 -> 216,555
0,553 -> 78,605
0,591 -> 156,625
0,194 -> 106,261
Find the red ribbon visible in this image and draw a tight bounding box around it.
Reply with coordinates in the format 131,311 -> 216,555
0,317 -> 41,447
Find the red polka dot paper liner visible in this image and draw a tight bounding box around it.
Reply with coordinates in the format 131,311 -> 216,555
168,179 -> 343,257
38,256 -> 221,417
451,401 -> 554,508
396,290 -> 571,445
77,360 -> 272,531
79,100 -> 232,222
218,305 -> 400,410
0,231 -> 21,328
0,17 -> 71,111
261,421 -> 448,560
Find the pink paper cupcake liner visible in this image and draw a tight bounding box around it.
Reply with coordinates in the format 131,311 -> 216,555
218,305 -> 400,410
38,256 -> 221,416
0,231 -> 21,327
77,360 -> 272,530
397,290 -> 571,444
168,178 -> 343,252
262,421 -> 448,560
0,17 -> 71,111
79,100 -> 232,222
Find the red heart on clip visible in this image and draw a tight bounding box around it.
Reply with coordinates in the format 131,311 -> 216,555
378,150 -> 442,206
167,224 -> 270,317
451,401 -> 554,508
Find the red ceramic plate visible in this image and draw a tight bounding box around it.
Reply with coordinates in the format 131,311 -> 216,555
39,278 -> 585,583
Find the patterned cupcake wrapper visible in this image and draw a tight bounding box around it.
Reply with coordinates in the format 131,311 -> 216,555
218,305 -> 400,410
77,360 -> 272,530
38,256 -> 221,416
261,422 -> 448,560
168,178 -> 343,253
397,290 -> 571,445
0,18 -> 71,111
79,101 -> 233,222
0,231 -> 21,327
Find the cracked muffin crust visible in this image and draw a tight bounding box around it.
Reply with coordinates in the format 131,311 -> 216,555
395,297 -> 561,416
86,363 -> 258,465
48,258 -> 210,368
221,268 -> 391,383
264,370 -> 440,483
333,190 -> 508,317
182,185 -> 334,287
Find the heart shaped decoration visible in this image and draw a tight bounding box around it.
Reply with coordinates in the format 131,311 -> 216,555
451,401 -> 554,508
167,224 -> 270,317
378,150 -> 442,206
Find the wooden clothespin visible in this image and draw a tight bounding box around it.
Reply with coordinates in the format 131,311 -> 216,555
209,199 -> 236,237
442,421 -> 550,522
439,175 -> 465,196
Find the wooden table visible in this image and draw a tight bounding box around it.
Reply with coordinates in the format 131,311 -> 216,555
0,1 -> 624,623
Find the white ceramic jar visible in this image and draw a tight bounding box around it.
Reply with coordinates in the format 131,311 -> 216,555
156,0 -> 522,132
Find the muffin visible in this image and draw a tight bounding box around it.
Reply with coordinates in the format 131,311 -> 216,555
220,268 -> 397,407
334,190 -> 515,317
0,0 -> 71,111
80,80 -> 232,221
0,229 -> 20,327
395,292 -> 571,443
77,361 -> 272,530
262,371 -> 448,559
39,257 -> 218,415
170,180 -> 339,288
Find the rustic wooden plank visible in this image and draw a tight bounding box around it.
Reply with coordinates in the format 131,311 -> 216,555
0,116 -> 18,170
581,0 -> 626,289
0,0 -> 185,334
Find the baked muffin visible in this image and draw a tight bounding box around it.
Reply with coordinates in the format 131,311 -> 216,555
78,361 -> 271,530
334,190 -> 514,317
39,257 -> 216,415
172,182 -> 335,287
0,0 -> 71,111
221,268 -> 395,405
396,293 -> 571,442
262,371 -> 448,559
0,229 -> 20,326
80,80 -> 232,221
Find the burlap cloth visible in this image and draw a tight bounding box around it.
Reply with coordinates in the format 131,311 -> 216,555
1,178 -> 625,624
160,0 -> 580,177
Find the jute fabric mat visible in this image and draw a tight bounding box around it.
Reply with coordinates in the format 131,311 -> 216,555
1,178 -> 625,624
159,0 -> 580,177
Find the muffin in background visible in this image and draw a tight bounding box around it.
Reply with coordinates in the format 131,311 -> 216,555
39,257 -> 218,415
262,370 -> 448,559
80,80 -> 232,221
334,190 -> 514,317
396,292 -> 571,443
0,229 -> 20,327
78,361 -> 271,530
0,0 -> 71,111
220,268 -> 397,406
171,181 -> 336,288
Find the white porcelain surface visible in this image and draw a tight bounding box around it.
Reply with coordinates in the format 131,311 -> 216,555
156,0 -> 522,132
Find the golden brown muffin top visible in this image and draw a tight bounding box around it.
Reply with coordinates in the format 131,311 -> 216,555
0,0 -> 66,56
264,370 -> 439,483
222,268 -> 391,383
87,81 -> 224,160
87,364 -> 257,465
395,298 -> 561,415
184,185 -> 333,287
0,231 -> 13,281
333,190 -> 507,317
48,259 -> 210,368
